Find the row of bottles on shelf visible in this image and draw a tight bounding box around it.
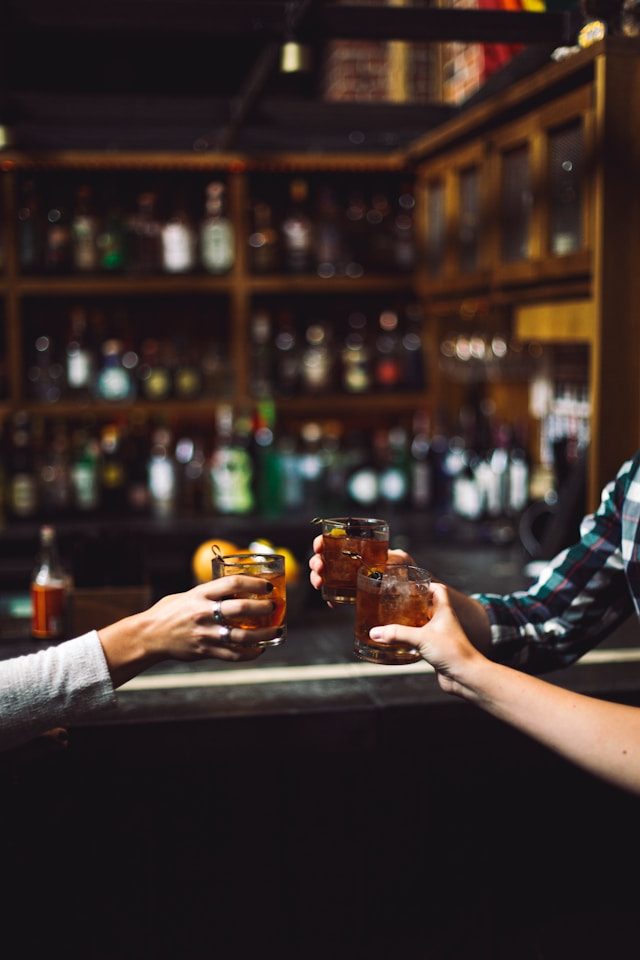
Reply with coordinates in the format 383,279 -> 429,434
12,175 -> 414,278
22,300 -> 425,404
251,303 -> 425,397
17,178 -> 235,277
248,177 -> 415,276
0,404 -> 532,527
26,306 -> 231,404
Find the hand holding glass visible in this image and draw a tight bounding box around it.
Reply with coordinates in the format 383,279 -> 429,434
211,552 -> 287,646
355,563 -> 432,664
320,517 -> 389,604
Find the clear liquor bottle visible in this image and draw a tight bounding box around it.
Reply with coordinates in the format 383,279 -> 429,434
161,192 -> 197,274
281,178 -> 313,274
200,181 -> 235,275
65,305 -> 94,398
71,183 -> 100,273
248,199 -> 280,274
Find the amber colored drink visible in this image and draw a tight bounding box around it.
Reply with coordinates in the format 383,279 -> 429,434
31,581 -> 66,640
211,552 -> 286,645
354,563 -> 432,664
321,518 -> 389,604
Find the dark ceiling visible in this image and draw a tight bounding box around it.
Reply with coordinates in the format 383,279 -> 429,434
0,0 -> 577,153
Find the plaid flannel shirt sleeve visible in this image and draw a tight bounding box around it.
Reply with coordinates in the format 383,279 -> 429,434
473,454 -> 639,674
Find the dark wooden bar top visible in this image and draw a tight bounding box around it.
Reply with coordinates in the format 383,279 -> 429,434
3,538 -> 640,960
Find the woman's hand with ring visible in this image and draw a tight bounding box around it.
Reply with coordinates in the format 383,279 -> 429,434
98,577 -> 280,684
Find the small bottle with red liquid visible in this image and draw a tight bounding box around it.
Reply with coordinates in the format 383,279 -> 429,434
31,525 -> 69,641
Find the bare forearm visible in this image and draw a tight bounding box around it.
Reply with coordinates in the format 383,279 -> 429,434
97,610 -> 161,688
464,659 -> 640,795
445,587 -> 493,656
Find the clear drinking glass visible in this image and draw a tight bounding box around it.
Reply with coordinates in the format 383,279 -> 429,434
354,563 -> 432,664
211,551 -> 287,646
320,517 -> 389,604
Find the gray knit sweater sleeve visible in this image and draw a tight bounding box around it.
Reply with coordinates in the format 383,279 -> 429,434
0,630 -> 117,751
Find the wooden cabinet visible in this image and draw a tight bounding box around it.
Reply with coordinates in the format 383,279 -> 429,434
409,38 -> 640,508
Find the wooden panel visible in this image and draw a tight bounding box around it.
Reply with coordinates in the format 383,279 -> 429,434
589,45 -> 640,507
514,299 -> 595,343
69,585 -> 152,636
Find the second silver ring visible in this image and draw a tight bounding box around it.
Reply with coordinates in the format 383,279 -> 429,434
212,599 -> 227,626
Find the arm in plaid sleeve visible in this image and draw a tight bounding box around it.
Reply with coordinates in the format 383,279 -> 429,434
473,453 -> 639,674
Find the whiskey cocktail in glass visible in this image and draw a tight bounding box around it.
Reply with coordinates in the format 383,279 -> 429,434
321,517 -> 389,604
355,563 -> 432,664
211,551 -> 287,645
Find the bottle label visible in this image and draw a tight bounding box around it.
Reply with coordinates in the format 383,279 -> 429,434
162,223 -> 196,273
31,581 -> 66,640
67,349 -> 92,389
201,223 -> 234,273
11,473 -> 37,517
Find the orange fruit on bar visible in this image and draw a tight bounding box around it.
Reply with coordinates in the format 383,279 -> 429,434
191,538 -> 241,583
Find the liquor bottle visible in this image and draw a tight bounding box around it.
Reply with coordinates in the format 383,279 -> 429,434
95,339 -> 135,402
392,181 -> 416,272
277,431 -> 304,513
281,178 -> 313,274
248,199 -> 280,274
200,181 -> 235,275
173,338 -> 203,401
175,432 -> 207,516
65,305 -> 94,398
44,192 -> 73,274
366,190 -> 394,271
17,178 -> 44,273
253,399 -> 282,517
508,426 -> 531,514
127,191 -> 163,274
31,524 -> 70,641
70,427 -> 100,514
137,338 -> 172,402
314,183 -> 344,278
343,188 -> 367,277
71,183 -> 100,273
377,426 -> 410,510
297,421 -> 326,517
373,310 -> 403,391
249,310 -> 274,399
208,404 -> 255,515
27,334 -> 64,404
274,310 -> 300,396
345,430 -> 379,510
148,425 -> 177,518
340,311 -> 372,394
39,421 -> 72,519
301,320 -> 334,394
97,189 -> 127,273
99,422 -> 128,514
122,415 -> 150,515
161,193 -> 197,274
6,412 -> 38,521
409,409 -> 433,510
401,303 -> 426,391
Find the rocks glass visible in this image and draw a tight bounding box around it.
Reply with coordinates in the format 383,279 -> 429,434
320,517 -> 390,604
211,551 -> 287,646
354,563 -> 432,664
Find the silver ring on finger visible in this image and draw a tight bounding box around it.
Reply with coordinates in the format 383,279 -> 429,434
212,599 -> 227,626
217,624 -> 232,642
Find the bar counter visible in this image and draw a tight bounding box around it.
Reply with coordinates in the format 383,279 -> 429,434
3,539 -> 640,960
2,538 -> 639,746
